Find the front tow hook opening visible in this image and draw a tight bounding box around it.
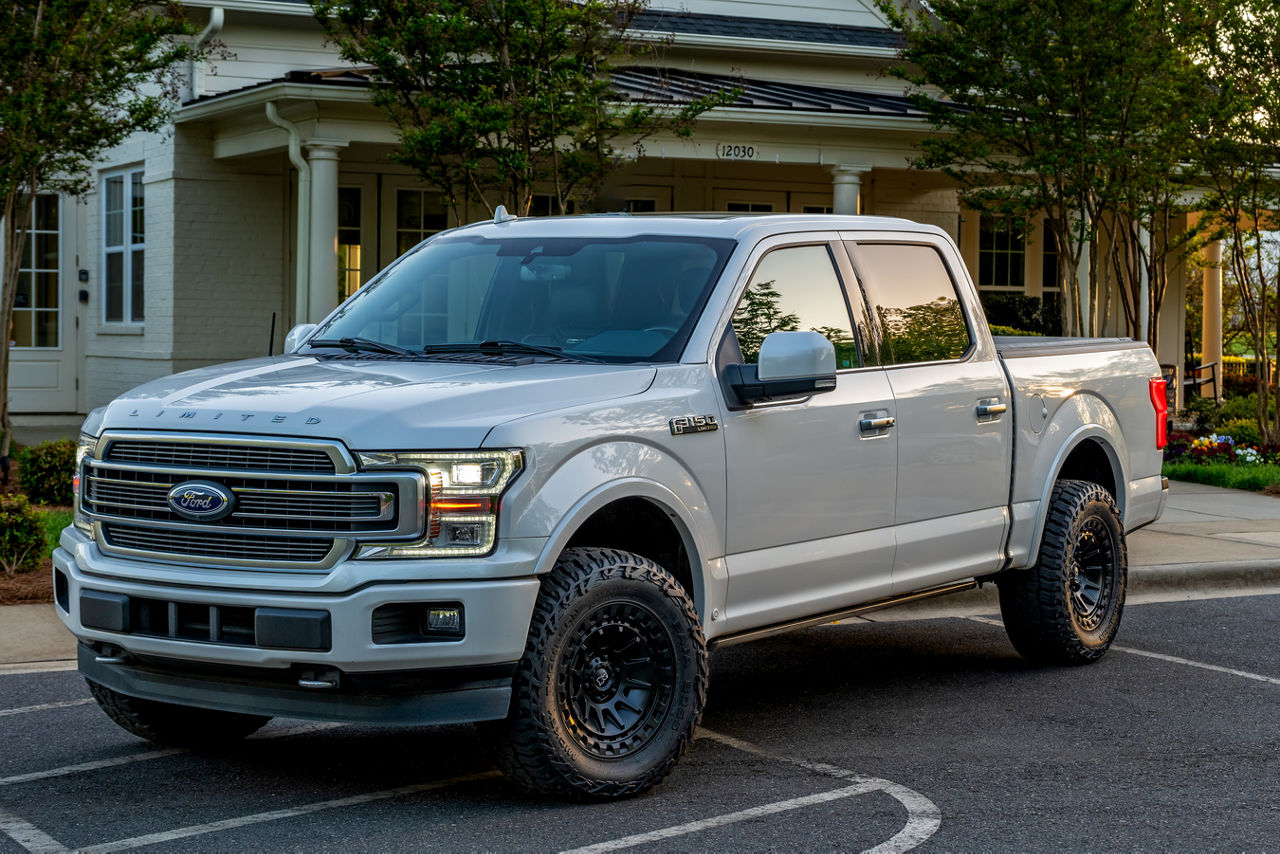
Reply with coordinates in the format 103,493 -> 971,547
92,643 -> 131,665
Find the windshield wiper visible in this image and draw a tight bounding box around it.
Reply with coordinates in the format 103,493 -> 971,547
306,337 -> 417,356
419,340 -> 604,363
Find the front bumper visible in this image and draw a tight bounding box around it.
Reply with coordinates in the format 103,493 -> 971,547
54,530 -> 543,724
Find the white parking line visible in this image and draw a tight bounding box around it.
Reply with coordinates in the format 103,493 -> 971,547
966,615 -> 1280,686
560,783 -> 882,854
0,699 -> 93,718
0,808 -> 69,854
0,722 -> 344,786
76,772 -> 501,854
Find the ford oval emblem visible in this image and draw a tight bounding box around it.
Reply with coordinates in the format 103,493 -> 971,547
167,480 -> 235,522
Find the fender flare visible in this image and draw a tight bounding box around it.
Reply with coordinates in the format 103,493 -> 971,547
1023,422 -> 1127,564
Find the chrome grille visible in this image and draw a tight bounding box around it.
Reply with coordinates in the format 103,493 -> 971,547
105,440 -> 336,473
84,469 -> 396,532
84,432 -> 425,570
103,524 -> 333,563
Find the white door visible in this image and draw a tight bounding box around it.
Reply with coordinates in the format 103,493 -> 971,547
720,238 -> 897,632
9,194 -> 78,412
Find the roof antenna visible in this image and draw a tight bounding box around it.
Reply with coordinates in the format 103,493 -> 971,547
494,205 -> 518,224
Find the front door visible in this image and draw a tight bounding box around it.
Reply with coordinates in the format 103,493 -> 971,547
720,237 -> 896,632
843,238 -> 1011,594
9,194 -> 78,412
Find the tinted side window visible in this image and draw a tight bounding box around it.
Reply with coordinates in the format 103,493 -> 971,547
848,242 -> 972,365
731,244 -> 858,369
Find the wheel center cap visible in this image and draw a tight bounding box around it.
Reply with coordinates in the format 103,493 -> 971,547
592,665 -> 613,690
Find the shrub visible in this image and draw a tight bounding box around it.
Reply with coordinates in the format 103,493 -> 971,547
0,495 -> 44,576
17,439 -> 76,505
1219,419 -> 1264,449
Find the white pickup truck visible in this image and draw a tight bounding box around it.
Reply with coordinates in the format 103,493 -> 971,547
57,213 -> 1169,798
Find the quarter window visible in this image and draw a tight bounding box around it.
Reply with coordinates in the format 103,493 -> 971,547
103,169 -> 144,323
731,244 -> 858,369
848,242 -> 971,365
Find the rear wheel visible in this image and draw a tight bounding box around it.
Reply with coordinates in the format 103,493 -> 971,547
998,479 -> 1127,665
481,547 -> 707,800
87,680 -> 271,747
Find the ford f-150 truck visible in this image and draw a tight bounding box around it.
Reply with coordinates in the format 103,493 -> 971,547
56,213 -> 1169,799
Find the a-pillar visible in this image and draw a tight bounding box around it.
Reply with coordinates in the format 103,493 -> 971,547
306,140 -> 348,323
1201,239 -> 1223,400
830,166 -> 869,215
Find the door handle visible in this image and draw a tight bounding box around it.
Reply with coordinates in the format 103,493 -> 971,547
976,402 -> 1007,418
859,416 -> 895,432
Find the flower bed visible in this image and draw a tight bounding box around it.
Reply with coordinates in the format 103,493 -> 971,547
1163,431 -> 1280,494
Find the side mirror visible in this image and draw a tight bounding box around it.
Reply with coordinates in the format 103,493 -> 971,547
283,323 -> 318,354
724,330 -> 837,406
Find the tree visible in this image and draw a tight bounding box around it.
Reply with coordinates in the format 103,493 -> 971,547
1192,0 -> 1280,441
313,0 -> 731,220
878,0 -> 1209,347
731,280 -> 798,364
1,0 -> 196,479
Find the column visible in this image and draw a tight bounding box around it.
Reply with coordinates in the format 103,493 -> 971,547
830,166 -> 869,215
306,140 -> 348,323
1201,239 -> 1223,400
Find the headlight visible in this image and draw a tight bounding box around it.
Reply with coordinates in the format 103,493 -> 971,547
354,450 -> 523,558
73,433 -> 98,534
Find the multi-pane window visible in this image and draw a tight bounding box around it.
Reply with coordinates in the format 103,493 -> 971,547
850,242 -> 971,365
103,170 -> 144,323
977,217 -> 1025,290
395,189 -> 448,255
732,244 -> 858,369
338,187 -> 362,301
12,195 -> 59,348
726,202 -> 773,212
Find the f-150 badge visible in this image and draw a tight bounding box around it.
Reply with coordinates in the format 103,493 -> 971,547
669,415 -> 718,435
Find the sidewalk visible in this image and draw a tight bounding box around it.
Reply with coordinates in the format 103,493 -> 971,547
2,481 -> 1278,666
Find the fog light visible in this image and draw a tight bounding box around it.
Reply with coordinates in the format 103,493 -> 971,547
425,607 -> 462,633
444,522 -> 482,545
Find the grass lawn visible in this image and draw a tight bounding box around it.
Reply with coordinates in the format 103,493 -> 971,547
1163,461 -> 1280,492
38,507 -> 74,560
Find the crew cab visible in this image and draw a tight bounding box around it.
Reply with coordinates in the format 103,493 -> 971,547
56,213 -> 1169,798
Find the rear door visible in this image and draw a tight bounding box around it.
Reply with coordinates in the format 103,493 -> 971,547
841,236 -> 1012,594
718,235 -> 897,631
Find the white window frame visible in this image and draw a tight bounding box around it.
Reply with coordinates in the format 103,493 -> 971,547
11,193 -> 61,350
102,167 -> 145,325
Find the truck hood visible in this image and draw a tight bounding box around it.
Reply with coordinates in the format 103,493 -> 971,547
94,355 -> 657,449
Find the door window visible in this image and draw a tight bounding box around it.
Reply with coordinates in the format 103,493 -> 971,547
731,244 -> 858,369
12,195 -> 59,348
848,242 -> 971,365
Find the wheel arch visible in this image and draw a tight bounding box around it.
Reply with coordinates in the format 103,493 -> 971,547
1024,425 -> 1127,564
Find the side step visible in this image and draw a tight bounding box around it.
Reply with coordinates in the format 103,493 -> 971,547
710,579 -> 979,648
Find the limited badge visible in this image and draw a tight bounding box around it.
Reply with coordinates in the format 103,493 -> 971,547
669,415 -> 719,436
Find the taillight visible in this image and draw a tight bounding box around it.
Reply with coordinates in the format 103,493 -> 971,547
1149,377 -> 1168,449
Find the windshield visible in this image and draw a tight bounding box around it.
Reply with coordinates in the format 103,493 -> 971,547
311,233 -> 736,363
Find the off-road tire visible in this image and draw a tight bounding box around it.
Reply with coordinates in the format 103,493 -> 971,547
998,479 -> 1127,665
480,547 -> 707,800
87,680 -> 271,747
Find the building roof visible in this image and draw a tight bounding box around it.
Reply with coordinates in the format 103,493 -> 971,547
189,66 -> 926,120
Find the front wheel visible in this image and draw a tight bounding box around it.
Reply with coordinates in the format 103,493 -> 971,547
87,680 -> 271,747
481,547 -> 707,800
997,479 -> 1127,665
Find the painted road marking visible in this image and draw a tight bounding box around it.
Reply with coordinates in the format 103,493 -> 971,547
0,808 -> 69,854
563,729 -> 940,854
966,616 -> 1280,685
0,722 -> 344,786
0,699 -> 93,718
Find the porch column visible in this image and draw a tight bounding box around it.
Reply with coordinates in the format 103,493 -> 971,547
306,140 -> 348,323
830,166 -> 869,215
1201,239 -> 1223,400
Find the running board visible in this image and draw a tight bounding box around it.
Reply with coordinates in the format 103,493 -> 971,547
709,579 -> 979,648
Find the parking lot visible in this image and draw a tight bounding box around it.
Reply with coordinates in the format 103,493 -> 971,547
2,592 -> 1277,853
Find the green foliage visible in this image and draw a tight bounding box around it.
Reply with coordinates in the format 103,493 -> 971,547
877,298 -> 970,363
0,494 -> 43,576
39,508 -> 74,560
989,324 -> 1038,337
1,0 -> 197,463
17,439 -> 76,505
312,0 -> 732,219
732,279 -> 799,364
878,0 -> 1210,344
1163,461 -> 1280,492
980,292 -> 1060,336
1219,419 -> 1264,448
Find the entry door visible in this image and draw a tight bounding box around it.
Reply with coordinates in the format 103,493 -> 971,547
844,239 -> 1011,594
10,194 -> 78,412
721,239 -> 896,632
